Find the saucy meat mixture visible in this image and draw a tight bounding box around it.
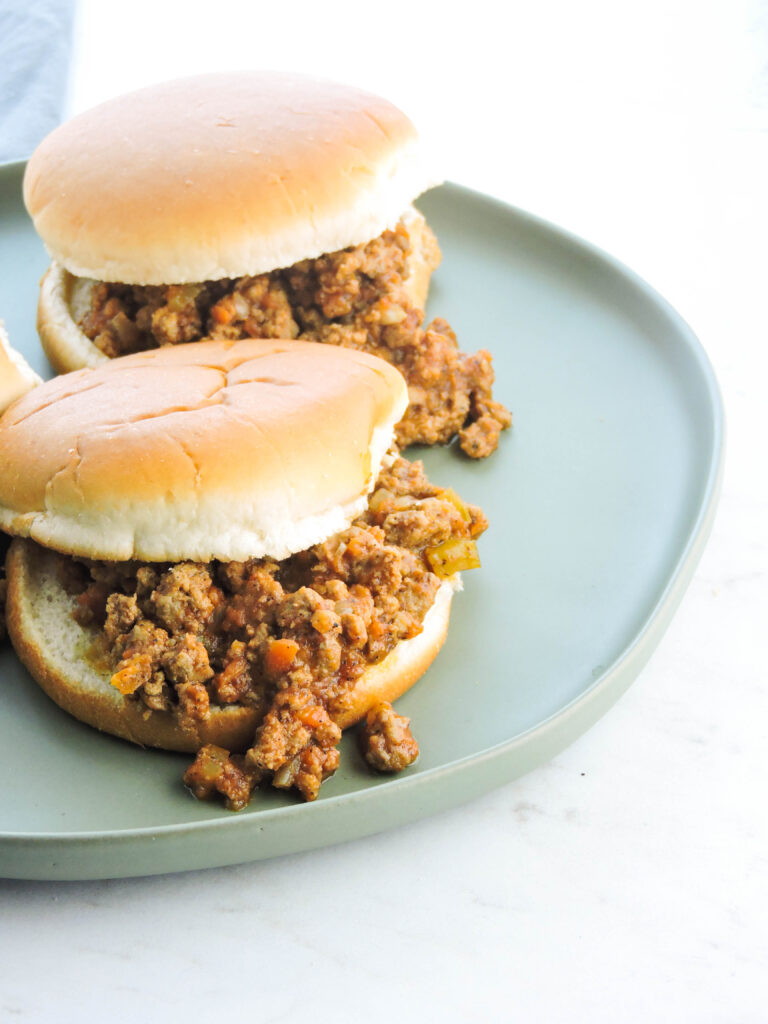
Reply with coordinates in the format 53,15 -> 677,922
360,702 -> 419,773
79,220 -> 512,458
61,457 -> 487,808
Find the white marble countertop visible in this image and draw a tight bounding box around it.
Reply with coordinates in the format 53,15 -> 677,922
2,1 -> 766,1020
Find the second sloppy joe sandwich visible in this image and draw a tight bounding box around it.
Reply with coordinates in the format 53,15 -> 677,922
0,340 -> 487,807
24,71 -> 511,458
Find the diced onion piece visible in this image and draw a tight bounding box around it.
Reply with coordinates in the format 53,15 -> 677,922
368,487 -> 392,513
166,284 -> 200,312
273,755 -> 301,789
195,745 -> 231,783
379,302 -> 407,325
425,538 -> 481,577
441,488 -> 472,522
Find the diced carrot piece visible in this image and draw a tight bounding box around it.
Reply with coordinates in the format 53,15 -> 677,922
110,654 -> 151,695
298,705 -> 327,729
265,638 -> 300,676
211,304 -> 233,325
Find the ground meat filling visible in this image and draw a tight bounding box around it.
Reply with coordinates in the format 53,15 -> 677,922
360,702 -> 419,772
62,457 -> 487,806
78,222 -> 511,458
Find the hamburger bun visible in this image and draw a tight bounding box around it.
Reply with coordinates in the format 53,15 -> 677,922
5,537 -> 456,751
0,339 -> 408,563
24,72 -> 439,285
0,320 -> 41,413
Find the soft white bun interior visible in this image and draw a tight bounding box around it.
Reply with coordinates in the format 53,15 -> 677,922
37,268 -> 107,375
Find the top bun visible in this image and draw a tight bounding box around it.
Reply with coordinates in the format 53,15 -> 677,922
0,339 -> 408,562
23,72 -> 439,285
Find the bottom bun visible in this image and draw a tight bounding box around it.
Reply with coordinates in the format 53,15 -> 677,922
6,539 -> 455,753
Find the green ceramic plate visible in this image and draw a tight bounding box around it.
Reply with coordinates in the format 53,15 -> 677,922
0,163 -> 723,880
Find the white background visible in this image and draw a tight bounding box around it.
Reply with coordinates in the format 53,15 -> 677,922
3,1 -> 767,1020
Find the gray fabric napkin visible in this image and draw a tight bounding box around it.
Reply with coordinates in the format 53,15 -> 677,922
0,1 -> 75,162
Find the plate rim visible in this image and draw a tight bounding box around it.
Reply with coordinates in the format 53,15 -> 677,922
0,167 -> 724,874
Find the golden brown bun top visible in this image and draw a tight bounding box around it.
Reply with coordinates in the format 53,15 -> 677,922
0,339 -> 408,562
23,72 -> 439,285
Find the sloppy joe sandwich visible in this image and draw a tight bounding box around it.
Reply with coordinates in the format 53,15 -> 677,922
24,71 -> 511,458
0,339 -> 487,807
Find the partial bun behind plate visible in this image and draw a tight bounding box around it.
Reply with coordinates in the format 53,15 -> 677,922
0,320 -> 41,413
